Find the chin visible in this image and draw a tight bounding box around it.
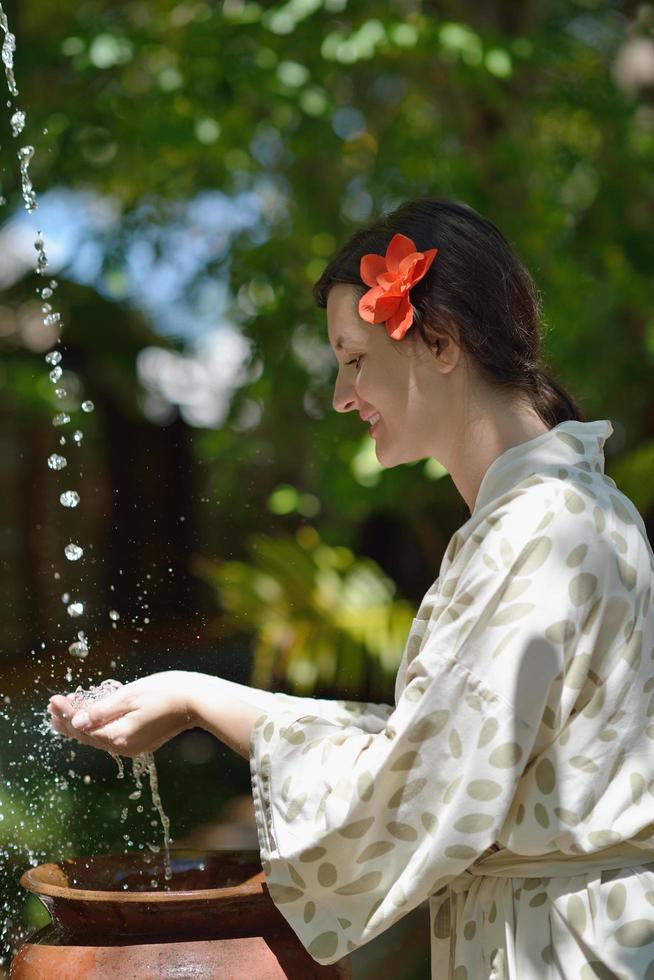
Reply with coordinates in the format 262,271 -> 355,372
374,442 -> 420,469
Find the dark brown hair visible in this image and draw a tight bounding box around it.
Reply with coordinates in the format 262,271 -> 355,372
313,197 -> 584,428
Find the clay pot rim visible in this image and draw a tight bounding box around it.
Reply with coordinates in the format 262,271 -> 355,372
20,848 -> 268,904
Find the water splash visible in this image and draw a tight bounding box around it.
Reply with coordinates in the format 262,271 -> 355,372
0,5 -> 177,962
132,753 -> 172,881
70,682 -> 172,880
0,5 -> 18,97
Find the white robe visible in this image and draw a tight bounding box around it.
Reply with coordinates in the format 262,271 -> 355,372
249,418 -> 654,978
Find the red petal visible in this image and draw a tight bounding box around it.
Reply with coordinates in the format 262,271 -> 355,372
397,253 -> 422,281
360,253 -> 387,287
377,270 -> 404,290
359,286 -> 401,324
385,233 -> 418,274
408,248 -> 438,285
386,296 -> 414,340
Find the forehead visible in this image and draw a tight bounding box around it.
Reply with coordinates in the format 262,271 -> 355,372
326,283 -> 367,349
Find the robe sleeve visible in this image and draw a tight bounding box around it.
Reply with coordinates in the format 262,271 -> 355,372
250,485 -> 573,965
218,681 -> 392,735
270,693 -> 391,734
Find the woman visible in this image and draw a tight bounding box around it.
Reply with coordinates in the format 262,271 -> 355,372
49,198 -> 654,979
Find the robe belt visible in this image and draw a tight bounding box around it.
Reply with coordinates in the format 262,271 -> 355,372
431,844 -> 654,980
447,840 -> 654,894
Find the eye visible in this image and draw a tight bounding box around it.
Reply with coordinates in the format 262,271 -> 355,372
345,355 -> 363,371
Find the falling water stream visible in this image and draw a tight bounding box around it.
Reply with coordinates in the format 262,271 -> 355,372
0,2 -> 173,951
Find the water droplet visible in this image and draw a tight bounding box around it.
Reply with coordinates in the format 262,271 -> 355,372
68,639 -> 89,659
43,312 -> 61,327
34,234 -> 48,275
72,429 -> 83,444
59,490 -> 80,508
129,790 -> 141,800
67,602 -> 84,618
45,349 -> 61,365
81,400 -> 94,413
48,366 -> 62,383
61,592 -> 70,604
41,287 -> 53,300
109,610 -> 120,621
10,108 -> 25,136
52,412 -> 70,426
47,453 -> 67,471
55,388 -> 66,399
49,279 -> 58,290
17,146 -> 37,212
59,435 -> 66,445
64,543 -> 83,561
41,303 -> 52,314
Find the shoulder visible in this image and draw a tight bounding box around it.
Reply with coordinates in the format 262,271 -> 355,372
473,472 -> 589,544
446,472 -> 607,586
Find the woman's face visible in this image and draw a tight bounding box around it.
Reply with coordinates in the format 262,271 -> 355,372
326,283 -> 455,467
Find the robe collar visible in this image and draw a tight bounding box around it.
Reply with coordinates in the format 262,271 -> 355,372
472,418 -> 614,516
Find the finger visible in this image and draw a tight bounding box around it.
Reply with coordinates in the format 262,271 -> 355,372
49,694 -> 75,720
49,716 -> 66,735
70,690 -> 130,732
85,716 -> 133,749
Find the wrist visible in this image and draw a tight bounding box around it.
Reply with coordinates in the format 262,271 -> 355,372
170,670 -> 209,730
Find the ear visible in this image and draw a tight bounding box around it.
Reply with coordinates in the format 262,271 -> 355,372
430,333 -> 462,375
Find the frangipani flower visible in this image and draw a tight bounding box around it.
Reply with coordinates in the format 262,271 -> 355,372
358,233 -> 439,340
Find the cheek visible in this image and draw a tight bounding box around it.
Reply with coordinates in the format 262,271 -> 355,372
358,365 -> 403,413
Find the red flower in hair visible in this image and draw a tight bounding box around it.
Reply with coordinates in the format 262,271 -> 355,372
358,233 -> 439,340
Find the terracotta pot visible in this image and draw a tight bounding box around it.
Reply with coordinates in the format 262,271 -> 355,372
11,849 -> 351,979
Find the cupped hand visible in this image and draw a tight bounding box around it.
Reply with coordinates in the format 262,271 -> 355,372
47,671 -> 199,758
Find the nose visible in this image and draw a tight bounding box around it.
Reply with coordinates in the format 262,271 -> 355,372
332,370 -> 358,414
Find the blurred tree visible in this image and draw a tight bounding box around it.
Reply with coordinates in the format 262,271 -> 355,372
195,524 -> 416,698
2,0 -> 653,590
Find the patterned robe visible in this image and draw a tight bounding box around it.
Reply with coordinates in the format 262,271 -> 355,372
249,418 -> 654,979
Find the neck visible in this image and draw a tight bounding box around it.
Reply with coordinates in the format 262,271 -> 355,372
439,400 -> 550,513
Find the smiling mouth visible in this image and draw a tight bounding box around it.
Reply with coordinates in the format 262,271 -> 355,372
368,413 -> 381,435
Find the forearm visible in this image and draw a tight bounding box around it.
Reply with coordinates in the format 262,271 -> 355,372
187,674 -> 262,760
183,671 -> 392,755
197,675 -> 282,715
